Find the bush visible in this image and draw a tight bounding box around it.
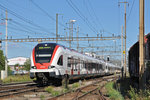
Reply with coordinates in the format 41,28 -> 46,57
44,86 -> 60,96
72,83 -> 80,89
128,86 -> 138,100
51,91 -> 60,96
128,86 -> 150,100
44,86 -> 54,93
40,95 -> 45,100
61,88 -> 69,93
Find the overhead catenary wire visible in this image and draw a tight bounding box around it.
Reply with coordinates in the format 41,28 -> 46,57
0,3 -> 55,35
29,0 -> 88,48
0,20 -> 51,38
0,3 -> 83,49
86,0 -> 104,31
83,0 -> 99,32
0,1 -> 120,56
29,0 -> 71,31
10,20 -> 54,36
126,0 -> 136,24
66,0 -> 98,34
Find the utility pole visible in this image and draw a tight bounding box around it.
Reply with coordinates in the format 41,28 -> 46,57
121,26 -> 124,78
77,26 -> 79,51
5,10 -> 8,78
56,13 -> 58,43
139,0 -> 145,89
124,1 -> 127,78
69,20 -> 76,48
119,1 -> 128,78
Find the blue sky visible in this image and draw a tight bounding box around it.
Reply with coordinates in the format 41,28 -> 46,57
0,0 -> 149,59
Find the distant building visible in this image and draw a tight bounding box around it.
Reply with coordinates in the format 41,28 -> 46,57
8,57 -> 29,70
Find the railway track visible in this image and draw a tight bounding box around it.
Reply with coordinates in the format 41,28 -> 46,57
0,81 -> 35,87
0,81 -> 41,98
0,75 -> 119,99
48,75 -> 118,100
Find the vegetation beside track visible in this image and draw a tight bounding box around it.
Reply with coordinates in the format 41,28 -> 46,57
105,78 -> 150,100
45,86 -> 65,96
44,82 -> 80,97
2,74 -> 33,83
105,81 -> 124,100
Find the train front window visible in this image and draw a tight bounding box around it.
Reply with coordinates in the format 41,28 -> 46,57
35,44 -> 56,63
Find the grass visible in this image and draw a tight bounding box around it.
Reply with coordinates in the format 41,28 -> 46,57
44,82 -> 80,97
44,86 -> 61,96
72,83 -> 80,89
44,86 -> 54,93
40,95 -> 45,100
2,74 -> 33,83
105,82 -> 124,100
128,86 -> 150,100
108,77 -> 150,100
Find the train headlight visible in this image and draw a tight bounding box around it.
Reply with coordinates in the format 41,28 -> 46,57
48,66 -> 51,69
31,66 -> 36,69
48,66 -> 55,69
51,66 -> 55,68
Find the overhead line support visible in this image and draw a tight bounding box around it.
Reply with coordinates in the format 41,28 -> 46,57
1,36 -> 121,42
118,1 -> 129,78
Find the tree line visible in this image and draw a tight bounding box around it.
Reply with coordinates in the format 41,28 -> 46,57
0,50 -> 31,75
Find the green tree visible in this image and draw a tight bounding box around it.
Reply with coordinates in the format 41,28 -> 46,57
8,66 -> 13,76
23,58 -> 31,71
0,50 -> 5,71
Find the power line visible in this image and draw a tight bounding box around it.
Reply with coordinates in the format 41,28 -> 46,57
10,20 -> 53,36
30,0 -> 69,30
87,0 -> 104,30
127,0 -> 136,24
0,3 -> 54,35
66,0 -> 98,34
83,0 -> 99,31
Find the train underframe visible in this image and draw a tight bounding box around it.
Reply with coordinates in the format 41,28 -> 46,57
34,72 -> 63,86
31,72 -> 115,86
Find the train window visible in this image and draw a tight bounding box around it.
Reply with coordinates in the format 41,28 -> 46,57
35,44 -> 55,63
68,57 -> 72,67
57,55 -> 63,66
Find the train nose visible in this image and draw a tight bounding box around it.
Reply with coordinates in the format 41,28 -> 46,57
39,66 -> 46,69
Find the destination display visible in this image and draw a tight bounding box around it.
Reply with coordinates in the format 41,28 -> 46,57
38,46 -> 51,49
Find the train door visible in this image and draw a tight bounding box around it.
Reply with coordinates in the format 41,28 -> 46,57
73,58 -> 78,75
78,59 -> 84,75
63,53 -> 68,75
67,56 -> 72,76
85,61 -> 88,74
57,54 -> 64,75
80,60 -> 85,75
105,63 -> 108,74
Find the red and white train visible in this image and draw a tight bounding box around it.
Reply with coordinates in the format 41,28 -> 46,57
30,43 -> 121,85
